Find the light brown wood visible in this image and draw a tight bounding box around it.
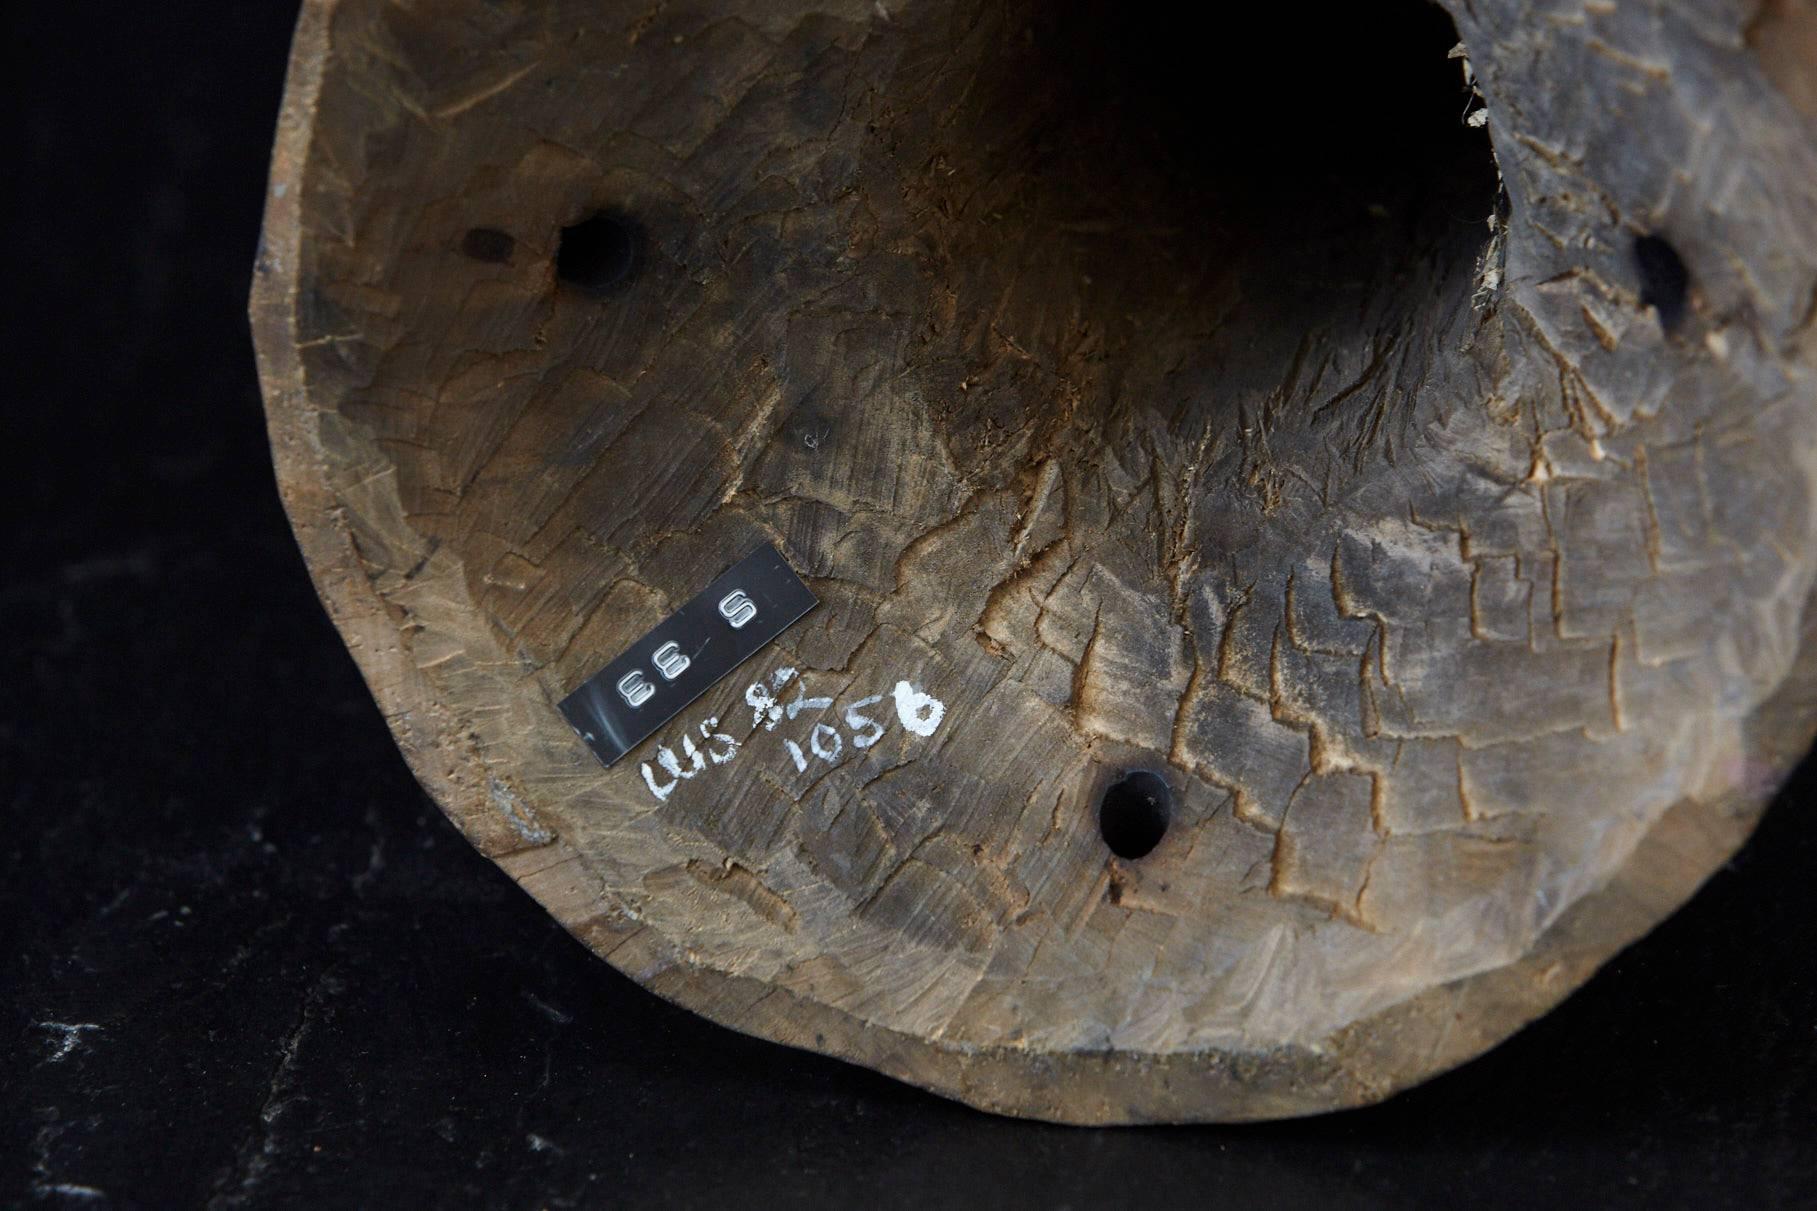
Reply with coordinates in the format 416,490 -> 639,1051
252,0 -> 1817,1122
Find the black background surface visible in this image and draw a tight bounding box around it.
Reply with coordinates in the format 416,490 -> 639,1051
3,3 -> 1814,1208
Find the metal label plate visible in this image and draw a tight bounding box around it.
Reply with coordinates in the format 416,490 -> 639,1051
556,544 -> 818,768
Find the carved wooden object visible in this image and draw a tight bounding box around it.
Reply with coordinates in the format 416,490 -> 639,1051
252,0 -> 1817,1122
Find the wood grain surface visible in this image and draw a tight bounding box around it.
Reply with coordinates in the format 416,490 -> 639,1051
251,0 -> 1817,1121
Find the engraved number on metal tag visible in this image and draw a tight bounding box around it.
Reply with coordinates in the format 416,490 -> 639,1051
719,590 -> 758,629
617,671 -> 655,708
651,641 -> 691,681
557,545 -> 818,767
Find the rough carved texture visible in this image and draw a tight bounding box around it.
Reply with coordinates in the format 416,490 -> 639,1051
253,0 -> 1817,1121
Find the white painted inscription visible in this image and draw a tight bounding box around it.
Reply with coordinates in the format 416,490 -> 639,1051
640,666 -> 946,801
891,680 -> 945,737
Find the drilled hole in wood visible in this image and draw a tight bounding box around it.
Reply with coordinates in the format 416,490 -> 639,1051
1634,233 -> 1690,329
556,211 -> 640,293
1099,772 -> 1171,860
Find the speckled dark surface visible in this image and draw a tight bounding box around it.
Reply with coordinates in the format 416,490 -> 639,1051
4,3 -> 1815,1207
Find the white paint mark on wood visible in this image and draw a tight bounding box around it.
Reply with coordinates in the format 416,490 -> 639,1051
892,680 -> 946,737
639,671 -> 947,800
845,695 -> 886,747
